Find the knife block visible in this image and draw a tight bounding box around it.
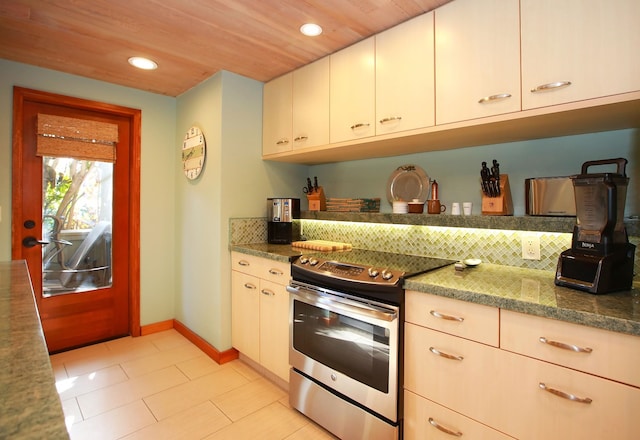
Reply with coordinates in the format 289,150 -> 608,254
307,186 -> 326,211
482,174 -> 514,215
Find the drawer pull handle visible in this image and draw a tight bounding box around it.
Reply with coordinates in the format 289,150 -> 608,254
379,116 -> 402,124
268,268 -> 283,276
429,347 -> 463,361
243,283 -> 257,290
350,123 -> 370,130
428,417 -> 463,437
539,337 -> 593,354
261,289 -> 275,296
539,383 -> 592,404
275,138 -> 290,145
478,93 -> 512,104
530,80 -> 572,93
238,260 -> 250,266
294,136 -> 308,142
430,310 -> 464,322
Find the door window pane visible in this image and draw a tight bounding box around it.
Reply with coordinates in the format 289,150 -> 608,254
42,157 -> 113,296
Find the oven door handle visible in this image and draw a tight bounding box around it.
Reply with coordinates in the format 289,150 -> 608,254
287,285 -> 398,322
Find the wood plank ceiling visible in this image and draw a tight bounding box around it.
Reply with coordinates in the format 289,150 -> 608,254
0,0 -> 453,96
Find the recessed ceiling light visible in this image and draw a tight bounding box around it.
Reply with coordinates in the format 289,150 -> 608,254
128,57 -> 158,70
300,23 -> 322,37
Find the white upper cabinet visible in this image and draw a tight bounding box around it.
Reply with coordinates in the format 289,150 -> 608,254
263,73 -> 292,155
330,37 -> 375,143
376,13 -> 435,135
292,56 -> 330,149
435,0 -> 521,125
521,0 -> 640,109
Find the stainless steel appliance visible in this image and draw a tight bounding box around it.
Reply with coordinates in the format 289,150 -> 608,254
287,249 -> 455,440
525,176 -> 576,216
556,158 -> 635,294
267,198 -> 300,244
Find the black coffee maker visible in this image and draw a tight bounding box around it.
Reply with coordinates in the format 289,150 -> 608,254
556,158 -> 635,294
267,198 -> 300,244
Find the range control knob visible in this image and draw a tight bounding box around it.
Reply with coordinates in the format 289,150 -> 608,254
309,258 -> 319,266
381,270 -> 394,281
367,267 -> 379,278
299,256 -> 309,264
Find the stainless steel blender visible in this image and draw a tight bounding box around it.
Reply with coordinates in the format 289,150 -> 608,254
555,158 -> 635,294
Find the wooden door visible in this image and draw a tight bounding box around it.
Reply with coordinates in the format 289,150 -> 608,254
11,87 -> 141,353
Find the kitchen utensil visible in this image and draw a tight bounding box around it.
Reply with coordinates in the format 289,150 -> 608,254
408,199 -> 424,214
387,164 -> 430,204
430,179 -> 438,200
463,202 -> 473,215
451,202 -> 461,215
292,240 -> 352,251
427,200 -> 445,214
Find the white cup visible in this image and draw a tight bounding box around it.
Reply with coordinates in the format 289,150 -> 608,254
463,202 -> 473,215
451,202 -> 461,215
392,200 -> 408,214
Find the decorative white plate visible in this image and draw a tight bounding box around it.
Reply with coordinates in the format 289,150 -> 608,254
386,164 -> 430,204
463,258 -> 482,267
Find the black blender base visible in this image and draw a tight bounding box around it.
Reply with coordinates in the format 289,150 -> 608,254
555,245 -> 636,294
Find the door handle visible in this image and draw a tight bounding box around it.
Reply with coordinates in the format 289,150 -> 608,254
22,236 -> 50,248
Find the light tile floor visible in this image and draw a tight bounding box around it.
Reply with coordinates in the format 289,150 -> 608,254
50,329 -> 337,440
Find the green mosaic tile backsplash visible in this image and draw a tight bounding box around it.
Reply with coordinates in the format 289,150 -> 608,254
230,218 -> 639,276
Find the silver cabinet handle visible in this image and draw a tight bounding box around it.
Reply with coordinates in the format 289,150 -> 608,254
268,268 -> 284,276
275,138 -> 289,145
238,260 -> 250,266
243,282 -> 257,290
379,116 -> 402,124
430,310 -> 464,322
530,81 -> 572,93
350,123 -> 370,130
478,93 -> 512,104
539,383 -> 592,404
293,136 -> 308,142
261,289 -> 275,296
429,347 -> 463,361
428,418 -> 463,437
539,337 -> 593,354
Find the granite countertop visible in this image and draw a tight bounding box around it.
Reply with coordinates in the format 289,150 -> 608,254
230,244 -> 640,337
0,261 -> 69,439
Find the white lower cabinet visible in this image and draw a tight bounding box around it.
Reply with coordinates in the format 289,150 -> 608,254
404,291 -> 640,439
231,252 -> 290,382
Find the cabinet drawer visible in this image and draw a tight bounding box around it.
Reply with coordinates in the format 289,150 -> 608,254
498,348 -> 640,440
231,251 -> 260,276
501,310 -> 640,388
404,323 -> 504,423
404,390 -> 515,440
260,259 -> 290,285
405,291 -> 499,346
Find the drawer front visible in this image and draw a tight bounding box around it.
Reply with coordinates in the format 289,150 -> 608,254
404,323 -> 505,424
231,251 -> 260,276
260,259 -> 290,285
405,290 -> 499,346
501,310 -> 640,387
404,390 -> 515,440
498,349 -> 640,440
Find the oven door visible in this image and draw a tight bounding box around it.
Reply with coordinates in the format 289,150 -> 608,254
288,281 -> 400,422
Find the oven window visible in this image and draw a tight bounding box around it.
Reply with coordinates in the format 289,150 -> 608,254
293,300 -> 390,393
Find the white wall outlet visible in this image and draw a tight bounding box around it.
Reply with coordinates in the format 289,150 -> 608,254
521,235 -> 541,260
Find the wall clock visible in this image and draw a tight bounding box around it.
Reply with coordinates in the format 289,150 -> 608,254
182,126 -> 206,180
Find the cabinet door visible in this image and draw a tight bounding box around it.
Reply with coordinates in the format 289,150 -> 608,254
435,0 -> 521,124
293,57 -> 330,149
521,0 -> 640,110
259,279 -> 290,381
376,13 -> 435,135
330,37 -> 375,143
231,270 -> 260,361
263,73 -> 292,155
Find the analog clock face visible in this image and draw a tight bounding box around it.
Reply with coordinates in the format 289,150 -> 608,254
182,126 -> 206,180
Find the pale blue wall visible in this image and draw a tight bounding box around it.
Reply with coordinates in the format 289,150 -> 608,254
0,59 -> 178,327
309,129 -> 639,217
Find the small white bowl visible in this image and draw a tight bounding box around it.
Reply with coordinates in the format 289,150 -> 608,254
463,258 -> 482,267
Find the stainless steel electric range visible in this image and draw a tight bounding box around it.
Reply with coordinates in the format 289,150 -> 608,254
287,249 -> 455,440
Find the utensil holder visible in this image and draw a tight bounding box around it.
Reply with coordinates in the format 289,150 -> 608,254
481,174 -> 513,215
307,186 -> 326,211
